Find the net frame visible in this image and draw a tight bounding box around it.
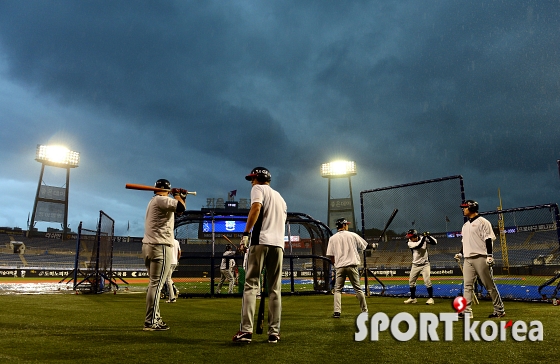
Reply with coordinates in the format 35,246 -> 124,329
72,210 -> 115,293
360,175 -> 465,295
172,210 -> 333,297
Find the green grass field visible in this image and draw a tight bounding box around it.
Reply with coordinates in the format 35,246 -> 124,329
0,281 -> 559,364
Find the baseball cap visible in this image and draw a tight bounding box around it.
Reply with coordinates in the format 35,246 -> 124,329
335,218 -> 350,228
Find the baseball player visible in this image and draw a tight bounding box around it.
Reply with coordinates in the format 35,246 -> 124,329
404,229 -> 436,305
233,167 -> 287,344
454,200 -> 505,319
164,238 -> 181,303
217,244 -> 236,294
326,217 -> 368,318
142,179 -> 186,331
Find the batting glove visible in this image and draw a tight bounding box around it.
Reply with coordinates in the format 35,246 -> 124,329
171,188 -> 181,196
240,233 -> 249,247
454,253 -> 463,262
179,188 -> 187,199
422,231 -> 430,237
486,256 -> 495,266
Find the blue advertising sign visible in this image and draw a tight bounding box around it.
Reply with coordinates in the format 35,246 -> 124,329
201,217 -> 247,233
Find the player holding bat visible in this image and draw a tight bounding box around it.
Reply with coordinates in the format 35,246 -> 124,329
142,179 -> 186,331
216,244 -> 236,294
403,229 -> 437,305
232,167 -> 287,344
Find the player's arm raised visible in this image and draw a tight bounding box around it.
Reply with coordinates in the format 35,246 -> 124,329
171,188 -> 186,215
422,232 -> 437,245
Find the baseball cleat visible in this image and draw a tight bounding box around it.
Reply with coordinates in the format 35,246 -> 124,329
268,334 -> 280,343
458,312 -> 473,319
488,312 -> 506,318
404,298 -> 417,304
332,312 -> 341,318
426,298 -> 435,305
166,298 -> 177,303
143,322 -> 169,331
232,331 -> 252,343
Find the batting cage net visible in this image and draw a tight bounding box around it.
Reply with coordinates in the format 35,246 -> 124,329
72,211 -> 116,293
172,210 -> 333,297
360,177 -> 560,301
359,175 -> 465,296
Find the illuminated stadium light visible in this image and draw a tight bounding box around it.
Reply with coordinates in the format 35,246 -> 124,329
320,160 -> 357,178
30,144 -> 80,240
35,144 -> 80,168
321,160 -> 357,233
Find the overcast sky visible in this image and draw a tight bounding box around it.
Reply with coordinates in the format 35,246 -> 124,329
0,1 -> 558,237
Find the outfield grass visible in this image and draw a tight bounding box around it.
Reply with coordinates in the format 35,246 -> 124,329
0,288 -> 559,364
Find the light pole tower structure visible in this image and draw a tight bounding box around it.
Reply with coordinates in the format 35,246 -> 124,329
321,160 -> 357,231
29,145 -> 80,239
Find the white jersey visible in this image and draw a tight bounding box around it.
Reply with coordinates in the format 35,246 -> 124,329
249,184 -> 287,249
461,215 -> 496,257
326,230 -> 367,268
220,250 -> 236,270
169,239 -> 181,265
407,236 -> 437,265
142,195 -> 178,247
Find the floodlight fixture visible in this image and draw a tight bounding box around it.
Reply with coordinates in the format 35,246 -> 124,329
321,160 -> 357,233
35,144 -> 80,168
30,144 -> 80,240
321,160 -> 356,178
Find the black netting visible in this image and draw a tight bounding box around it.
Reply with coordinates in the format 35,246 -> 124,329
72,211 -> 115,293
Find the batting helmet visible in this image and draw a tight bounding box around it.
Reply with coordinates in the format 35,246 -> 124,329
154,179 -> 171,190
245,167 -> 271,183
225,244 -> 232,251
406,229 -> 418,239
335,217 -> 350,229
460,200 -> 479,212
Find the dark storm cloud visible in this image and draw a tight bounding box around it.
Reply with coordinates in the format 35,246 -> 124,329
0,0 -> 558,233
0,1 -> 300,166
311,1 -> 560,169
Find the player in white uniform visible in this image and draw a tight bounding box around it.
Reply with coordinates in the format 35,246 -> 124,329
404,229 -> 436,305
233,167 -> 287,344
217,244 -> 236,294
454,200 -> 505,319
142,179 -> 186,331
326,218 -> 368,318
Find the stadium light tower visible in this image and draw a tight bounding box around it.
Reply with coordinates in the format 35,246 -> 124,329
29,145 -> 80,239
321,160 -> 357,231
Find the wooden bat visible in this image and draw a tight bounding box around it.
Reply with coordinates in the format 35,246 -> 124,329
222,234 -> 238,250
125,183 -> 196,195
370,208 -> 398,248
255,270 -> 267,334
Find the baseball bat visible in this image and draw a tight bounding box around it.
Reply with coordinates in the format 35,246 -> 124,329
222,234 -> 238,250
125,183 -> 197,195
255,270 -> 266,334
372,208 -> 399,247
